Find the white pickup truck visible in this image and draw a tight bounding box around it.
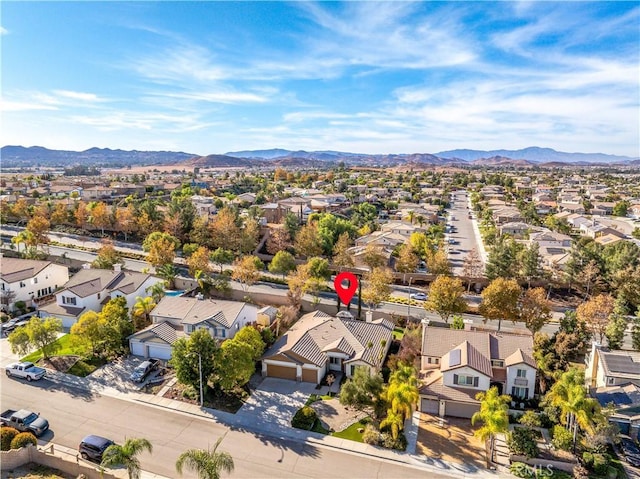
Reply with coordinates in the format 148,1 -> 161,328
5,362 -> 47,381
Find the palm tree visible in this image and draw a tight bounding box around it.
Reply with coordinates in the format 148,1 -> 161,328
380,408 -> 404,440
146,282 -> 166,303
543,368 -> 601,451
471,386 -> 510,463
132,296 -> 156,330
175,438 -> 234,479
382,363 -> 419,433
101,437 -> 153,479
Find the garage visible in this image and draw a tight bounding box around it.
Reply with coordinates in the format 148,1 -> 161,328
445,401 -> 479,419
266,363 -> 297,380
421,398 -> 439,414
148,343 -> 172,360
301,368 -> 318,383
130,340 -> 145,357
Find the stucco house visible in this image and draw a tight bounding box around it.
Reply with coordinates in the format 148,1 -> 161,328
39,266 -> 163,328
419,327 -> 536,418
0,257 -> 69,313
261,310 -> 393,384
128,296 -> 257,360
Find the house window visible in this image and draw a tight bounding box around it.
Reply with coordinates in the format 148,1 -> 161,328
454,374 -> 479,387
97,293 -> 101,300
427,357 -> 440,365
20,282 -> 25,288
32,277 -> 38,284
607,377 -> 614,385
511,387 -> 529,399
491,360 -> 504,367
516,369 -> 527,378
62,296 -> 76,305
330,357 -> 341,365
350,365 -> 356,376
185,325 -> 193,333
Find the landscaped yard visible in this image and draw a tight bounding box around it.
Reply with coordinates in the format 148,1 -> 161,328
393,327 -> 405,340
332,417 -> 372,442
20,334 -> 106,376
21,334 -> 86,363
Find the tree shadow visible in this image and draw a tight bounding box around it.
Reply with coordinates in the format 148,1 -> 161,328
229,423 -> 321,459
40,377 -> 97,402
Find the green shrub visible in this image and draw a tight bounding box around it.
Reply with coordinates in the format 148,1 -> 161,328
1,427 -> 19,451
10,432 -> 37,449
518,411 -> 542,428
507,427 -> 539,459
291,406 -> 317,430
510,462 -> 534,478
362,424 -> 380,445
551,425 -> 573,451
380,432 -> 407,450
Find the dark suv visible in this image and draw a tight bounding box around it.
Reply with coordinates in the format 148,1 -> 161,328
78,435 -> 114,462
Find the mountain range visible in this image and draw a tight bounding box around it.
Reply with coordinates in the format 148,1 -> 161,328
1,145 -> 638,168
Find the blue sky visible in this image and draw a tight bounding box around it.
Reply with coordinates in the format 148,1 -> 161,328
2,1 -> 639,156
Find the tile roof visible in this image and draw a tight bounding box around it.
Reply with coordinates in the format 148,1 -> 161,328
62,269 -> 155,298
419,372 -> 480,403
38,302 -> 85,318
505,348 -> 537,368
263,311 -> 393,368
129,321 -> 183,345
151,296 -> 247,328
441,340 -> 493,377
0,257 -> 53,283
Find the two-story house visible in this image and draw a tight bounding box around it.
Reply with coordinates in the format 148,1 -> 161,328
0,257 -> 69,313
38,266 -> 163,328
419,327 -> 536,418
262,310 -> 393,384
128,296 -> 257,360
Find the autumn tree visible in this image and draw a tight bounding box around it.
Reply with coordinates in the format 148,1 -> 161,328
75,201 -> 89,229
425,249 -> 450,275
209,207 -> 240,252
362,267 -> 393,311
395,245 -> 419,283
25,216 -> 50,249
143,232 -> 180,268
286,264 -> 310,310
462,247 -> 484,291
332,232 -> 354,270
239,218 -> 260,254
518,287 -> 552,334
209,248 -> 234,274
424,275 -> 466,323
187,246 -> 212,277
577,294 -> 615,344
294,222 -> 323,258
115,204 -> 137,241
51,203 -> 70,225
478,278 -> 522,332
266,227 -> 292,255
90,201 -> 112,234
231,255 -> 264,292
92,240 -> 124,269
362,243 -> 387,271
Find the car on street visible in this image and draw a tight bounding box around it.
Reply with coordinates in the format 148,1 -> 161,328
130,359 -> 160,383
409,292 -> 427,301
5,361 -> 47,381
621,437 -> 640,467
78,435 -> 115,462
0,408 -> 49,436
1,317 -> 31,335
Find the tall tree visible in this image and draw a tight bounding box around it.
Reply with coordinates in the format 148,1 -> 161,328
478,278 -> 522,332
462,247 -> 484,291
517,243 -> 543,287
175,438 -> 234,479
132,296 -> 156,331
471,386 -> 510,463
332,232 -> 354,270
100,296 -> 134,357
209,207 -> 241,252
170,329 -> 218,395
294,222 -> 323,258
116,204 -> 137,241
90,201 -> 112,235
425,249 -> 450,276
216,339 -> 255,392
362,267 -> 394,311
286,264 -> 310,310
576,294 -> 615,344
362,243 -> 387,271
187,246 -> 212,277
395,245 -> 419,283
92,240 -> 124,269
101,438 -> 153,479
266,227 -> 292,255
268,250 -> 296,278
210,248 -> 234,274
231,256 -> 264,293
518,287 -> 552,334
71,311 -> 103,355
233,326 -> 265,362
485,236 -> 519,280
144,232 -> 180,268
8,317 -> 62,359
424,275 -> 467,323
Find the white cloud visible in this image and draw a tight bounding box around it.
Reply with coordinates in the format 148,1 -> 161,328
53,90 -> 106,102
0,26 -> 8,35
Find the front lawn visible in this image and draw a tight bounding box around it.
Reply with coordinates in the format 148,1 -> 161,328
332,417 -> 371,442
393,328 -> 405,340
66,356 -> 107,377
21,334 -> 88,363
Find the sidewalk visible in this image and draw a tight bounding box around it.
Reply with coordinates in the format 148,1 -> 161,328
43,369 -> 504,478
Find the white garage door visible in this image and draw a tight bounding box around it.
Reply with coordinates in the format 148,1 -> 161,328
148,344 -> 172,360
130,340 -> 145,357
421,398 -> 439,414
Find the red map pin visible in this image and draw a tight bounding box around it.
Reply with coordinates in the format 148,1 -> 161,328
334,272 -> 358,306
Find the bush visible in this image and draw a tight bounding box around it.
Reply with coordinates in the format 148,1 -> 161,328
380,432 -> 407,450
507,427 -> 539,459
291,406 -> 317,430
519,411 -> 542,428
10,431 -> 37,449
552,425 -> 573,451
538,411 -> 555,429
582,452 -> 610,475
509,413 -> 523,424
362,424 -> 380,445
1,427 -> 19,451
572,464 -> 589,479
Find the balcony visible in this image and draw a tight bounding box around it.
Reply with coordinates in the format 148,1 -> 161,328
514,378 -> 528,386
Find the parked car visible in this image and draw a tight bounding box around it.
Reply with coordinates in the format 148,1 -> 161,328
409,292 -> 427,301
2,318 -> 31,335
621,437 -> 640,467
130,359 -> 160,383
5,362 -> 47,381
0,408 -> 49,436
78,435 -> 114,462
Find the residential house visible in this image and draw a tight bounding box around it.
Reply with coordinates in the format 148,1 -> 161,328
261,310 -> 393,384
0,257 -> 69,313
492,206 -> 523,226
593,383 -> 640,439
528,230 -> 572,249
39,266 -> 163,328
591,202 -> 615,216
499,221 -> 532,238
419,327 -> 536,418
129,296 -> 258,360
380,221 -> 425,237
585,343 -> 640,389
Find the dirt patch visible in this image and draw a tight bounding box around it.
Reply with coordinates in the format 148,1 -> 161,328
1,463 -> 73,478
417,413 -> 486,469
310,398 -> 368,432
39,356 -> 80,373
163,382 -> 248,413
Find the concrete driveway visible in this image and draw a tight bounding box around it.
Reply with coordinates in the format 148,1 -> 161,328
89,356 -> 163,394
236,378 -> 317,432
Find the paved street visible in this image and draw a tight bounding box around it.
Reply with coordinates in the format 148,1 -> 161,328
446,190 -> 486,276
1,374 -> 478,479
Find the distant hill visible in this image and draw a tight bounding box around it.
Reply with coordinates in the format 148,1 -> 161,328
183,154 -> 257,168
1,145 -> 197,167
435,146 -> 637,164
472,156 -> 534,167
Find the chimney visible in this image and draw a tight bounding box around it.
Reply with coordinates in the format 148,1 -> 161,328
365,311 -> 373,322
113,263 -> 122,273
196,292 -> 204,301
82,263 -> 91,269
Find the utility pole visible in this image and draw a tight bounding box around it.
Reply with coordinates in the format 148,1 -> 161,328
198,352 -> 203,407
